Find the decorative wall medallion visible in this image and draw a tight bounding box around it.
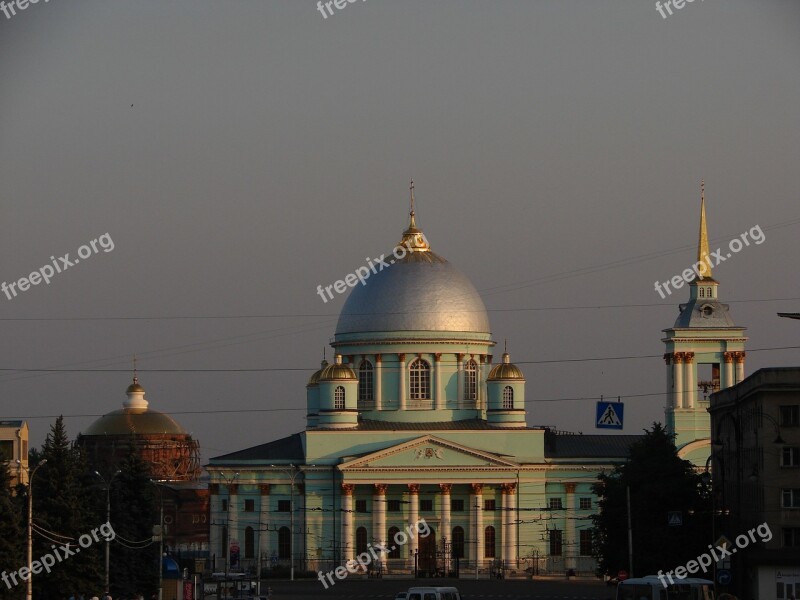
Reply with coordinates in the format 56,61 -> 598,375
415,446 -> 444,459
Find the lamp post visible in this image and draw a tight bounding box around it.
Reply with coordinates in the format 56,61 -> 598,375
95,470 -> 121,598
218,471 -> 240,578
17,459 -> 47,600
270,464 -> 301,581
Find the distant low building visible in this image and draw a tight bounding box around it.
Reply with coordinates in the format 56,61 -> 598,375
0,420 -> 28,486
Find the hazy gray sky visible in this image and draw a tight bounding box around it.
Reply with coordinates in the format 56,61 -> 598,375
1,0 -> 798,461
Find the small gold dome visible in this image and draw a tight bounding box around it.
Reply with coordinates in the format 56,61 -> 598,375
319,355 -> 357,381
307,359 -> 329,386
488,352 -> 525,381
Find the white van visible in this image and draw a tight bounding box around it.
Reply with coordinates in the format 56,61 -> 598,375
406,587 -> 462,600
616,576 -> 714,600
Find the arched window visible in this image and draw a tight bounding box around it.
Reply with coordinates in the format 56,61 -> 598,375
358,360 -> 374,404
452,526 -> 465,558
502,386 -> 514,409
707,287 -> 712,297
278,526 -> 291,559
484,526 -> 496,558
699,288 -> 705,298
356,527 -> 368,554
244,526 -> 254,559
388,527 -> 401,558
464,359 -> 477,402
334,386 -> 345,409
410,359 -> 431,400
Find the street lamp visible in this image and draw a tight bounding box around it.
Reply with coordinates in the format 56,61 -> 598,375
95,470 -> 121,598
218,471 -> 240,577
17,459 -> 47,600
270,464 -> 301,582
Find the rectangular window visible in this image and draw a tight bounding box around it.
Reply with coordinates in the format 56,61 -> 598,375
221,499 -> 228,512
387,499 -> 401,512
0,441 -> 12,462
783,528 -> 800,547
451,499 -> 465,512
549,529 -> 563,556
781,405 -> 800,427
420,499 -> 433,512
782,447 -> 800,467
484,499 -> 496,511
549,498 -> 563,510
782,489 -> 800,508
244,499 -> 255,512
579,529 -> 593,556
277,499 -> 291,512
579,497 -> 593,510
355,499 -> 367,513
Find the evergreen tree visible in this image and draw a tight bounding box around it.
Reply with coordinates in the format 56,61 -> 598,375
592,423 -> 712,578
33,417 -> 104,598
108,442 -> 158,599
0,464 -> 25,600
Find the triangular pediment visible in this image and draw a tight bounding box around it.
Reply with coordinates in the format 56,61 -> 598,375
339,435 -> 519,470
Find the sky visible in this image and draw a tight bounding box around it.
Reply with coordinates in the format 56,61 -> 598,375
1,0 -> 798,463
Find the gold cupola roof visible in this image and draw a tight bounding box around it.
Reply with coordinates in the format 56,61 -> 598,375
319,354 -> 357,381
307,359 -> 329,386
488,352 -> 525,381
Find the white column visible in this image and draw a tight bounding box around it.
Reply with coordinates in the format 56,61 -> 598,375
228,484 -> 239,568
398,354 -> 407,410
408,485 -> 420,567
723,353 -> 734,388
375,355 -> 383,410
440,484 -> 452,574
457,354 -> 465,407
342,484 -> 354,563
501,486 -> 509,564
507,484 -> 517,566
471,484 -> 483,571
373,485 -> 387,564
434,354 -> 444,410
673,353 -> 685,409
735,352 -> 745,383
564,483 -> 576,571
259,485 -> 270,563
665,354 -> 674,410
684,353 -> 696,409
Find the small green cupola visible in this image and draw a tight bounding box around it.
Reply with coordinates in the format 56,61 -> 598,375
305,359 -> 328,429
317,354 -> 358,429
486,350 -> 526,428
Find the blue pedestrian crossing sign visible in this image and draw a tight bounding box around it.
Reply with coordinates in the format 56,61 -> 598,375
596,402 -> 624,429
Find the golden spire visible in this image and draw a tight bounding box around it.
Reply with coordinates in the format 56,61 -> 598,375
399,179 -> 431,252
133,354 -> 138,385
408,179 -> 418,231
697,179 -> 712,279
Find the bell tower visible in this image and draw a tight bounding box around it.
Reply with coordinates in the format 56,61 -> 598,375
661,182 -> 747,464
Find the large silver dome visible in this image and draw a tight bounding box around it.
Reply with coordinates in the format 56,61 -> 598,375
335,246 -> 491,335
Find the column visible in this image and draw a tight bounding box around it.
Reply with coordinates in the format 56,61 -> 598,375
398,354 -> 407,410
375,354 -> 383,411
440,484 -> 452,574
228,484 -> 239,569
673,353 -> 685,409
735,352 -> 746,383
259,484 -> 270,563
373,484 -> 388,563
341,484 -> 355,563
434,354 -> 444,410
209,484 -> 221,570
408,484 -> 420,566
564,483 -> 576,571
723,352 -> 734,388
506,484 -> 517,566
664,354 -> 674,410
684,352 -> 696,409
471,483 -> 483,570
457,354 -> 465,407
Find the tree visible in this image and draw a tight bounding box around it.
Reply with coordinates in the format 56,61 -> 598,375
592,423 -> 712,577
108,442 -> 158,599
0,465 -> 25,600
32,417 -> 104,598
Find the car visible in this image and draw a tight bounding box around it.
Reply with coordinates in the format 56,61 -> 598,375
395,594 -> 408,600
406,587 -> 462,600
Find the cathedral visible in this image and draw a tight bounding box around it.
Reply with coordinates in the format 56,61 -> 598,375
207,184 -> 744,577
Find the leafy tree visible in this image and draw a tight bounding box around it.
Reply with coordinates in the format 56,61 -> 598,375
592,423 -> 712,577
108,442 -> 158,599
32,417 -> 104,598
0,464 -> 25,600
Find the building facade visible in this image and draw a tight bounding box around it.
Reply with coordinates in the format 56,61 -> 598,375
0,420 -> 28,487
208,193 -> 642,577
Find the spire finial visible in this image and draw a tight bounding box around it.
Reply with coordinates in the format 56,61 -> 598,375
504,338 -> 508,353
697,179 -> 712,279
132,354 -> 138,385
410,179 -> 415,216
